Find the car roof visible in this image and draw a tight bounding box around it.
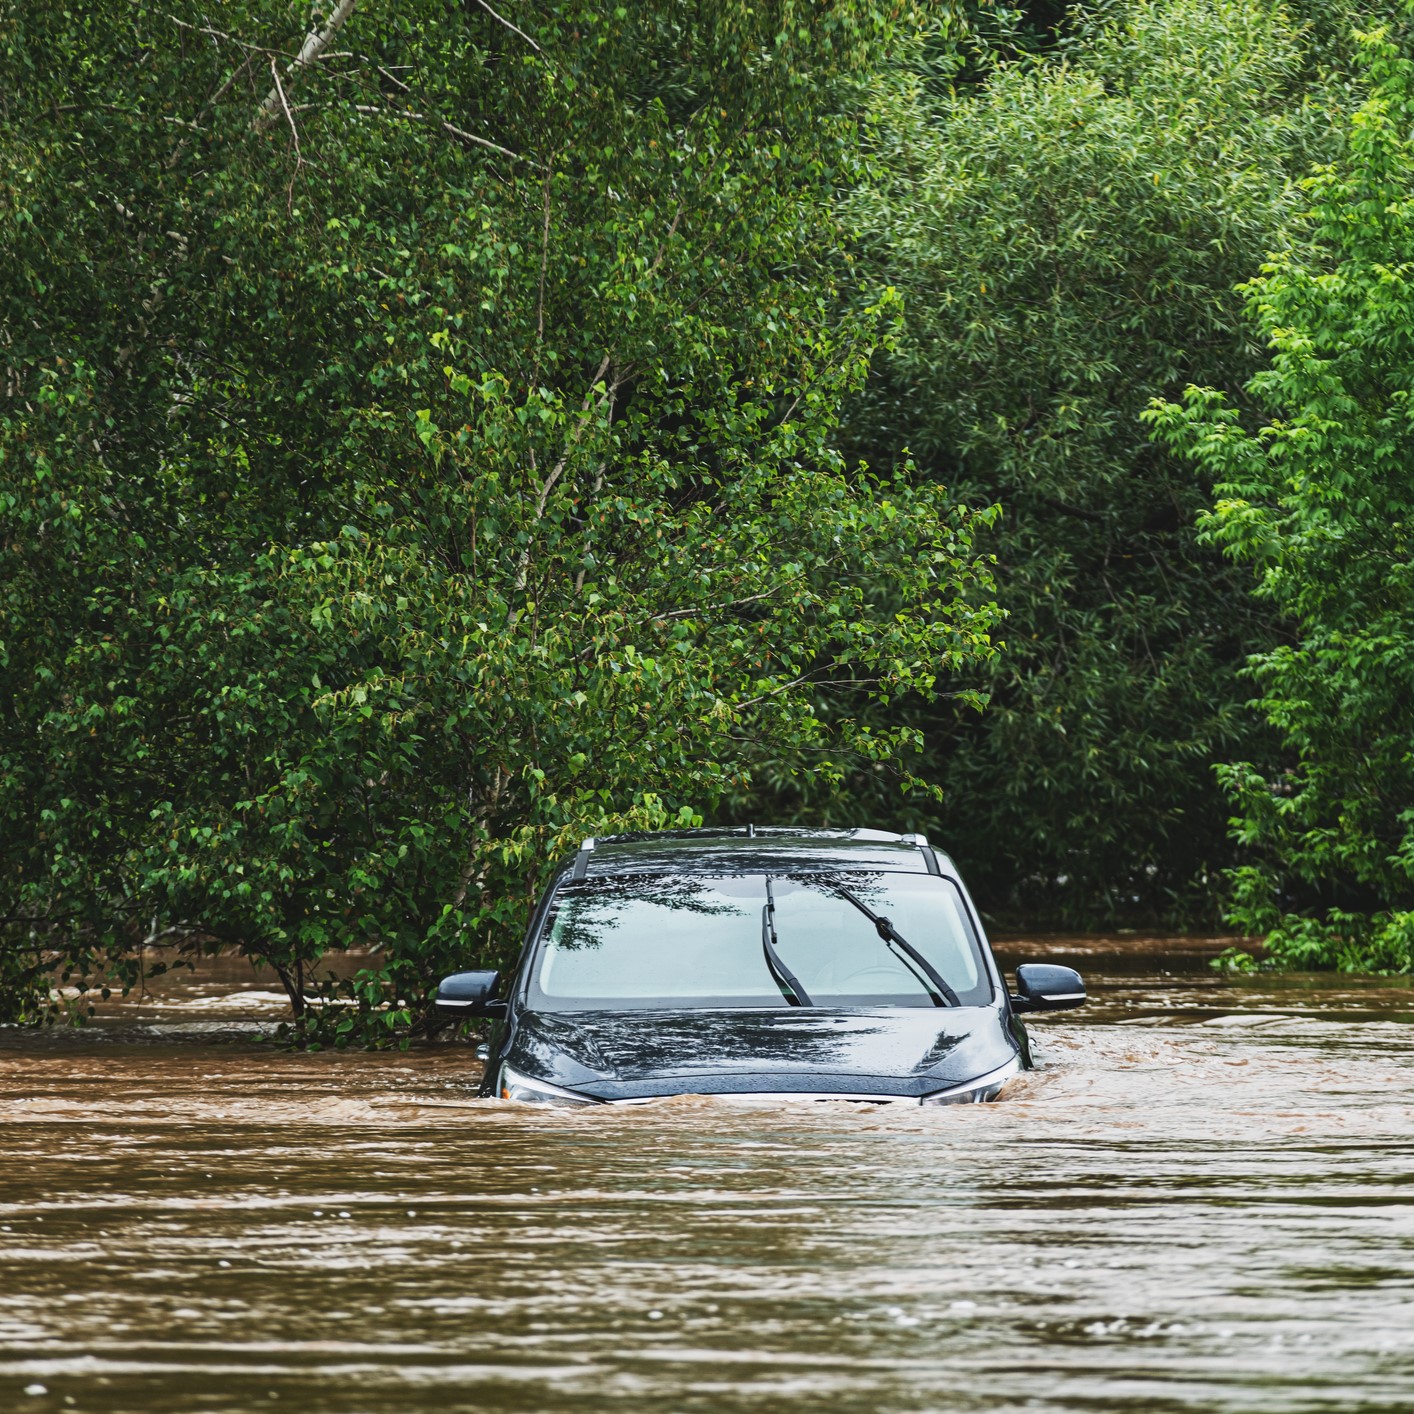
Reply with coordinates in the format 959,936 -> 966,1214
569,827 -> 949,880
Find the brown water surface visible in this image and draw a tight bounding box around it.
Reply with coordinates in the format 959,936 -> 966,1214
2,937 -> 1413,1412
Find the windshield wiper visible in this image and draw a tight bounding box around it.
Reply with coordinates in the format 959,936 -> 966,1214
762,878 -> 812,1006
834,887 -> 961,1007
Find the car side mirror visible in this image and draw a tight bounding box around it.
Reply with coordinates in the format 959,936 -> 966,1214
1011,963 -> 1086,1014
435,969 -> 507,1018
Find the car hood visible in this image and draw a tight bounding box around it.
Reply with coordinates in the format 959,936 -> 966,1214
503,1006 -> 1018,1101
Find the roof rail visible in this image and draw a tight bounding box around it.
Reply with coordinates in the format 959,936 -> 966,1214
571,837 -> 596,880
900,831 -> 941,875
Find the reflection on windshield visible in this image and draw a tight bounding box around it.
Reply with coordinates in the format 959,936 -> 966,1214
772,874 -> 974,1008
547,875 -> 749,954
531,872 -> 991,1010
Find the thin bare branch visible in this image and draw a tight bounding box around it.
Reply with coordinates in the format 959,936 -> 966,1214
167,16 -> 288,58
647,577 -> 804,624
734,676 -> 871,713
269,58 -> 306,206
376,64 -> 412,93
350,103 -> 528,163
165,15 -> 264,169
256,0 -> 359,129
532,165 -> 553,378
534,355 -> 613,519
270,60 -> 301,157
469,0 -> 543,53
515,355 -> 615,592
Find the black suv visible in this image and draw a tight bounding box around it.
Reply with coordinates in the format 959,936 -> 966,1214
436,827 -> 1085,1106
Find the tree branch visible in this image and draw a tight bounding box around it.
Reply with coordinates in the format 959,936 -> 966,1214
167,16 -> 288,59
350,103 -> 528,162
266,58 -> 309,207
646,577 -> 804,624
469,0 -> 543,53
515,354 -> 615,592
533,354 -> 613,520
255,0 -> 359,129
536,167 -> 553,350
270,59 -> 302,161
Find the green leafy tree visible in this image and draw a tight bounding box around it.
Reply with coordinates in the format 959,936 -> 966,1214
830,0 -> 1336,926
1147,19 -> 1414,971
0,1 -> 998,1037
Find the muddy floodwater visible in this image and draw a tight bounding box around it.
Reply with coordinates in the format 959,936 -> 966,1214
3,937 -> 1413,1413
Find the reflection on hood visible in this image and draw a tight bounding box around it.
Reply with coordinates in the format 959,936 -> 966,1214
509,1006 -> 1002,1088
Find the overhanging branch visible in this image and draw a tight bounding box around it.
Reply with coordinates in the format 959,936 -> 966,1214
255,0 -> 359,129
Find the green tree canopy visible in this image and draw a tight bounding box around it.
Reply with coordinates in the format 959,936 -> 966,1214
0,1 -> 998,1037
1148,19 -> 1414,971
833,0 -> 1339,926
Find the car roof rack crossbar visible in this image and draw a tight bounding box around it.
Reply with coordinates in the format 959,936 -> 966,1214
899,831 -> 942,875
572,837 -> 596,880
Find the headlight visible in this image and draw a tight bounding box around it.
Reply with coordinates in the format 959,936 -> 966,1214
920,1057 -> 1021,1106
499,1065 -> 598,1107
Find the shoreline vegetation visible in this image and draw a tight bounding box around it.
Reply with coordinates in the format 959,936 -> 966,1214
10,934 -> 1272,1044
4,1 -> 1412,1043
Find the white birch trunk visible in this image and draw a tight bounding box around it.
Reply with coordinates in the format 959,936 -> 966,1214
255,0 -> 359,128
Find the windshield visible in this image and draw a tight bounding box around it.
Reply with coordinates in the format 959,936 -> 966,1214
527,871 -> 992,1010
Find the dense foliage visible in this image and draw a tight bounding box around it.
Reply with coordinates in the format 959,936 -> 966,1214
5,0 -> 1414,1031
824,0 -> 1346,927
0,1 -> 999,1036
1148,22 -> 1414,972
